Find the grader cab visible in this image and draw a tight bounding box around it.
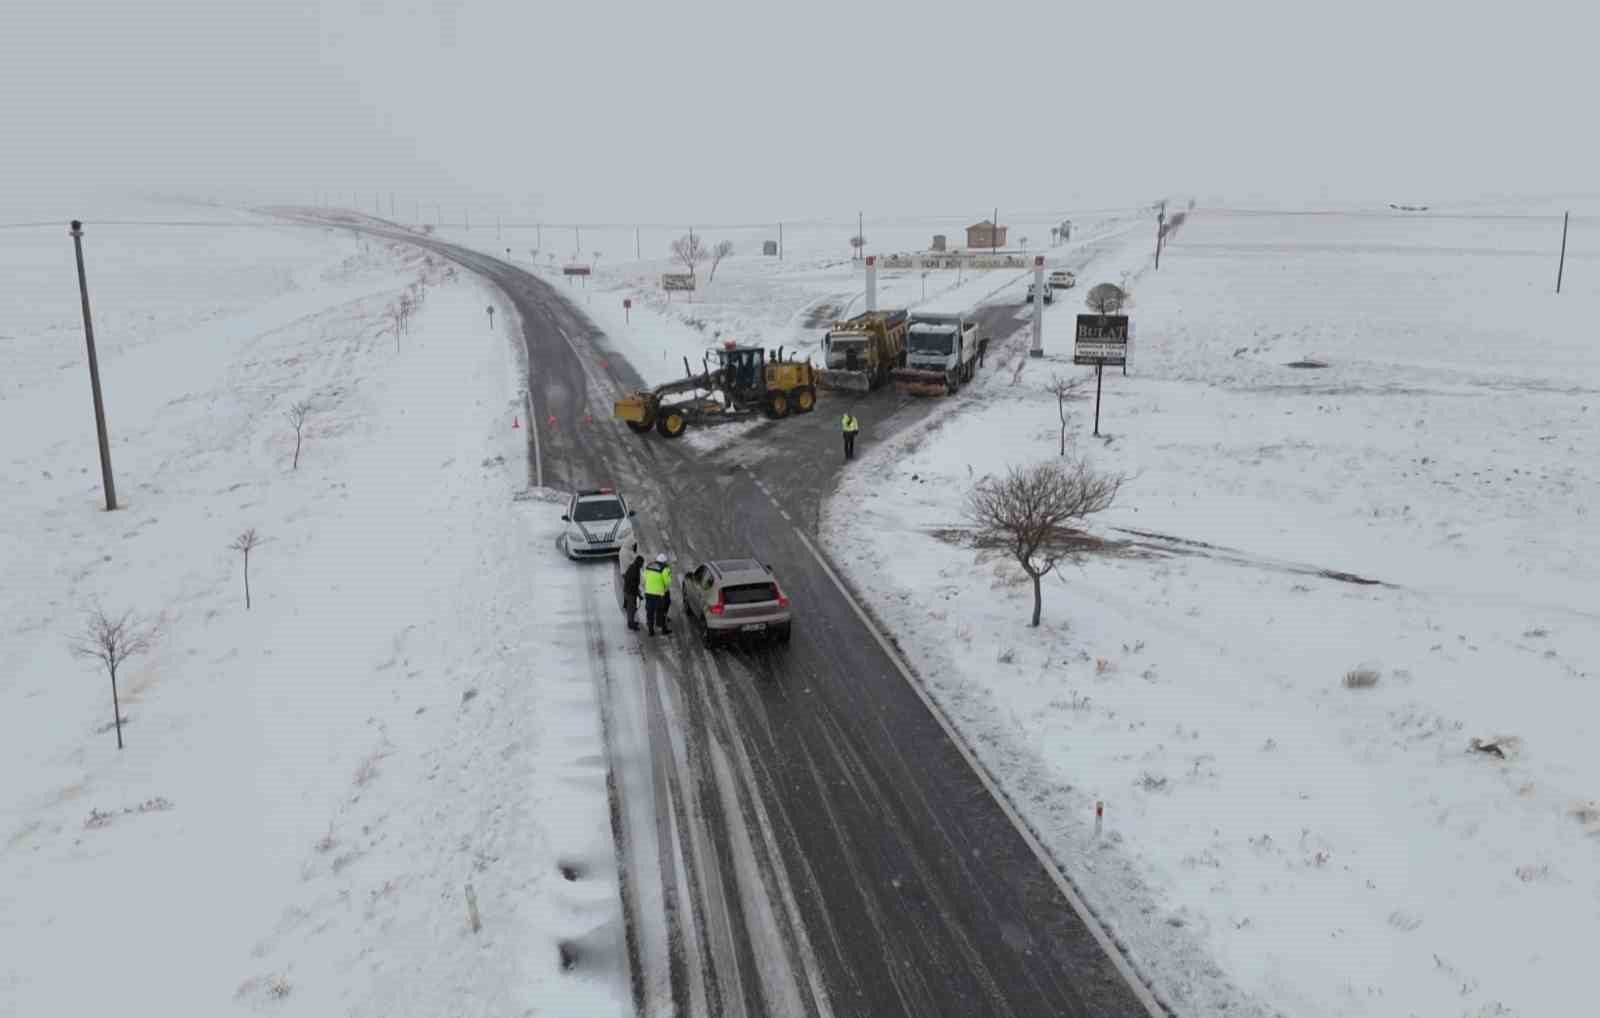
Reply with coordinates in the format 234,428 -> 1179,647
613,342 -> 819,439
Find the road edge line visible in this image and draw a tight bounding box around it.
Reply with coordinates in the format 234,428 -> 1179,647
791,527 -> 1170,1018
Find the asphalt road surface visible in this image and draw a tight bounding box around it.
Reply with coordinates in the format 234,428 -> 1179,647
281,210 -> 1162,1018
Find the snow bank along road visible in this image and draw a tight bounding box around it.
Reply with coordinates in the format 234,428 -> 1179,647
278,209 -> 1162,1018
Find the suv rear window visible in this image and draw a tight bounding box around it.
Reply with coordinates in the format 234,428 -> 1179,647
722,582 -> 777,605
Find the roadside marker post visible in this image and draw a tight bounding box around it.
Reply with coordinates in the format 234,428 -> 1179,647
1030,255 -> 1045,358
486,305 -> 494,329
624,298 -> 631,324
1095,801 -> 1104,837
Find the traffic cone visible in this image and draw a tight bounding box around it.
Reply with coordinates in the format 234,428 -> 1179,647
584,413 -> 593,424
547,414 -> 557,427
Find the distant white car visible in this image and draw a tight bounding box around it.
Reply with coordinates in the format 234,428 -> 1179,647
561,488 -> 635,559
1049,270 -> 1077,290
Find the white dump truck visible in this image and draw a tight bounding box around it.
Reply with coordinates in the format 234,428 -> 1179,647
891,313 -> 984,396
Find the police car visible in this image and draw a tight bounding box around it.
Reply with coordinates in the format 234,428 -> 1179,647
561,488 -> 636,559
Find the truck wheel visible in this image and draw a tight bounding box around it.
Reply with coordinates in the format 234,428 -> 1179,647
793,387 -> 816,413
774,623 -> 792,645
625,419 -> 653,434
656,411 -> 688,438
765,391 -> 791,418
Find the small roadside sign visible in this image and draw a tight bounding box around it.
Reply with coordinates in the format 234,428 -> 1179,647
562,265 -> 592,276
660,273 -> 696,292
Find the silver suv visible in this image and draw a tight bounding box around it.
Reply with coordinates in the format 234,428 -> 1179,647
680,559 -> 793,647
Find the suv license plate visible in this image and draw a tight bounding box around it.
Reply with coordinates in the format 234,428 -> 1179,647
741,623 -> 767,633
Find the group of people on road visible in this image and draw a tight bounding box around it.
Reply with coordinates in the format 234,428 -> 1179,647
618,412 -> 864,635
621,546 -> 673,636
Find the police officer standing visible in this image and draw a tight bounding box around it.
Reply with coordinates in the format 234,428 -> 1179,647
622,553 -> 645,630
643,552 -> 673,636
841,411 -> 861,461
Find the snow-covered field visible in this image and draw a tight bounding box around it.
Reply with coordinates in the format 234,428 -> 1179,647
0,212 -> 628,1016
428,213 -> 1146,388
825,207 -> 1600,1018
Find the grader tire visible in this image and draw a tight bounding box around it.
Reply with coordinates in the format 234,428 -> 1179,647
656,411 -> 688,438
793,386 -> 817,413
625,419 -> 653,434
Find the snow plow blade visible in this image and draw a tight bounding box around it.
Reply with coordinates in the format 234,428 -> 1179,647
891,369 -> 948,397
817,369 -> 872,394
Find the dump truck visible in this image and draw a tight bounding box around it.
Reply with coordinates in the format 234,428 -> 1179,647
891,313 -> 983,396
818,309 -> 908,393
613,341 -> 818,439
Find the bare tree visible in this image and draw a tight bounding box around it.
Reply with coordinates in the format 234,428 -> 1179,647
708,240 -> 734,283
966,460 -> 1123,627
670,233 -> 708,276
1086,283 -> 1128,315
1047,374 -> 1090,456
286,401 -> 312,470
230,528 -> 263,609
70,608 -> 159,750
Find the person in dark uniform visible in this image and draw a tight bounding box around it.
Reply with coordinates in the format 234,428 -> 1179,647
622,554 -> 644,630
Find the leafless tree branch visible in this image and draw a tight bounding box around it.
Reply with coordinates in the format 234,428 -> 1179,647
230,528 -> 263,609
708,240 -> 734,283
286,401 -> 312,470
670,233 -> 708,276
70,607 -> 159,749
965,460 -> 1124,626
1047,374 -> 1091,456
1086,282 -> 1128,315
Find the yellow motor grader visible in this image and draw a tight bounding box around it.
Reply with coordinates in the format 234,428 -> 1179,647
613,342 -> 819,439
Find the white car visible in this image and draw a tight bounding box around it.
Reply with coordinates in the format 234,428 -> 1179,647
1049,270 -> 1077,290
561,488 -> 635,559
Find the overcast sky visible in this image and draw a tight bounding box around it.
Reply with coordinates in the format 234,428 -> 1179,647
4,0 -> 1595,222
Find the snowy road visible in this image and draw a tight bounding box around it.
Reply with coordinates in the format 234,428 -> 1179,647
278,209 -> 1162,1018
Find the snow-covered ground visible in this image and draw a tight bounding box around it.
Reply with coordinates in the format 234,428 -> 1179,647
427,213 -> 1147,388
825,206 -> 1600,1018
0,212 -> 629,1016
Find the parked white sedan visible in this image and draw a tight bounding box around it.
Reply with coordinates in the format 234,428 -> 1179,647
561,488 -> 635,559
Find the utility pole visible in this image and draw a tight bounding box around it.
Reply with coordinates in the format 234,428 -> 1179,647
1557,211 -> 1570,294
536,223 -> 542,250
858,210 -> 864,261
390,192 -> 396,217
465,209 -> 470,231
496,215 -> 501,241
635,226 -> 640,260
414,199 -> 420,223
778,221 -> 783,261
68,221 -> 118,511
993,206 -> 999,255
